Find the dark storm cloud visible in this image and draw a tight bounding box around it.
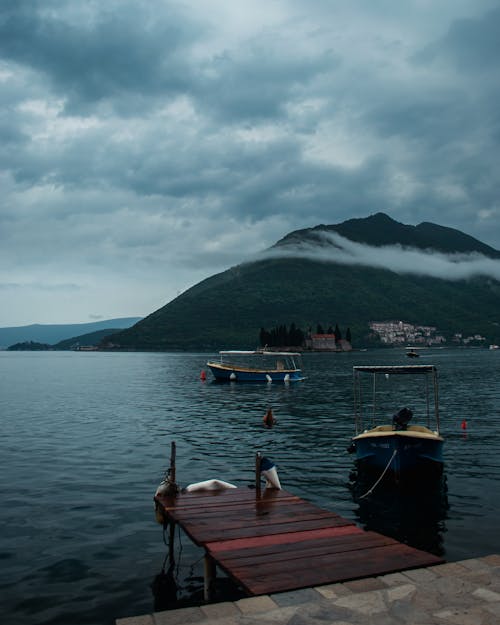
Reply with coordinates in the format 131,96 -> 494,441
0,0 -> 201,113
414,7 -> 500,72
195,44 -> 339,123
1,0 -> 499,325
226,154 -> 392,224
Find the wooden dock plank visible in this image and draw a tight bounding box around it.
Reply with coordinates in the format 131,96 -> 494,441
184,515 -> 355,545
217,542 -> 444,595
160,496 -> 305,518
207,525 -> 363,553
157,488 -> 299,511
168,500 -> 340,524
154,487 -> 445,596
179,506 -> 344,529
208,531 -> 398,566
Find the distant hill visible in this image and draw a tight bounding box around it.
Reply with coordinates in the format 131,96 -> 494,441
0,317 -> 142,349
103,214 -> 500,351
53,328 -> 127,350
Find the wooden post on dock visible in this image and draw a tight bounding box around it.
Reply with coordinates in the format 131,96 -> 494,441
203,555 -> 216,601
170,441 -> 176,486
255,451 -> 262,498
168,442 -> 177,564
168,521 -> 176,565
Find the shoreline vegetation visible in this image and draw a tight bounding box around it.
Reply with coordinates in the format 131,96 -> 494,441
5,318 -> 492,352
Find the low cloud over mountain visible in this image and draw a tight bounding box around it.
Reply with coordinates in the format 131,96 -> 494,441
263,231 -> 500,282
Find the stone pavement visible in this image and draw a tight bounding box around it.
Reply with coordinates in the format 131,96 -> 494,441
117,555 -> 500,625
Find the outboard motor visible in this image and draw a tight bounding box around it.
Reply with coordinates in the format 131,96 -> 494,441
392,407 -> 413,430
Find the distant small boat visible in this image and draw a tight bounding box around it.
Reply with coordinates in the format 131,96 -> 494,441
349,364 -> 444,483
206,350 -> 305,383
406,347 -> 420,358
489,344 -> 499,350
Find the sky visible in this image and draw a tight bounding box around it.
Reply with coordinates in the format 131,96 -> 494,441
1,0 -> 500,327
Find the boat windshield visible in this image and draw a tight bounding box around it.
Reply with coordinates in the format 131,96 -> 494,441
353,365 -> 439,434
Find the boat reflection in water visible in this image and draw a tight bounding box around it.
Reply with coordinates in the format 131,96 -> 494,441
349,469 -> 449,558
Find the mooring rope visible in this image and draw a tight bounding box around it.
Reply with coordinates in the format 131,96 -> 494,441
160,519 -> 186,580
358,449 -> 398,499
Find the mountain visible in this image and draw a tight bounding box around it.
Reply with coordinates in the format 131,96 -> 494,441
0,317 -> 142,349
104,214 -> 500,350
275,212 -> 500,257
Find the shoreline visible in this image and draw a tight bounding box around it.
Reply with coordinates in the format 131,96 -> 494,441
116,554 -> 500,625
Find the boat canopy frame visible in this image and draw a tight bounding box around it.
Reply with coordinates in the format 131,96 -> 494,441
353,364 -> 439,435
216,350 -> 303,371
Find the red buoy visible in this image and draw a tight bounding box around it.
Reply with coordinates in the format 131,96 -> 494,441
200,370 -> 207,381
461,419 -> 467,430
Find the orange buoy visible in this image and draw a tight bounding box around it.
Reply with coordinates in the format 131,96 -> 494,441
200,370 -> 207,381
263,407 -> 276,428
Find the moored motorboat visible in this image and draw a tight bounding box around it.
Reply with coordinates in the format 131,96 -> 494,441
349,365 -> 444,483
206,350 -> 305,383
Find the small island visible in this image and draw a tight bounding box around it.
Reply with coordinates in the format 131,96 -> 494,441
7,341 -> 53,351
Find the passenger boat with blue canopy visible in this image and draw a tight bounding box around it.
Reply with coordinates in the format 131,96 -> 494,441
206,350 -> 305,383
349,364 -> 444,482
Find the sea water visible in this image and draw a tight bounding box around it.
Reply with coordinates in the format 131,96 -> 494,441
1,348 -> 500,625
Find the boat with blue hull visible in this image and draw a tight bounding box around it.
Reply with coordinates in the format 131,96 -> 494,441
350,365 -> 444,482
206,350 -> 305,383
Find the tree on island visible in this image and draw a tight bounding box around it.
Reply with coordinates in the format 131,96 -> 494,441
259,322 -> 352,349
334,324 -> 342,343
7,340 -> 52,351
259,323 -> 304,348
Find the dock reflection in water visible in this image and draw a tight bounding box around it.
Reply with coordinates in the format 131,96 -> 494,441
349,470 -> 449,558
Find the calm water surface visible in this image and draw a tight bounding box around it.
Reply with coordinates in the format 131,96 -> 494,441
1,348 -> 500,625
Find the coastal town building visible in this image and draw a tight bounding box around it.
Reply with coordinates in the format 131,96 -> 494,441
369,321 -> 486,346
369,320 -> 445,345
452,332 -> 487,345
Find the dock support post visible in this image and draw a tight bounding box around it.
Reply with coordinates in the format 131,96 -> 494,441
166,442 -> 178,565
170,441 -> 176,486
203,554 -> 216,601
168,520 -> 176,564
255,451 -> 262,498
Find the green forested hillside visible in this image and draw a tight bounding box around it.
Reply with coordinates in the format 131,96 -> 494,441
105,256 -> 500,350
103,213 -> 500,351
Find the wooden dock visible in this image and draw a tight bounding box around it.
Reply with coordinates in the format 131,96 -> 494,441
154,486 -> 444,598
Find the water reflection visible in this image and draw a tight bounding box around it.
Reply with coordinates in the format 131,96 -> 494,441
349,468 -> 450,557
2,349 -> 499,625
151,562 -> 178,611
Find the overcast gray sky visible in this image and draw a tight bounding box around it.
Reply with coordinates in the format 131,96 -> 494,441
1,0 -> 500,326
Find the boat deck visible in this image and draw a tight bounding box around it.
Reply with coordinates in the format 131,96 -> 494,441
154,487 -> 444,597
